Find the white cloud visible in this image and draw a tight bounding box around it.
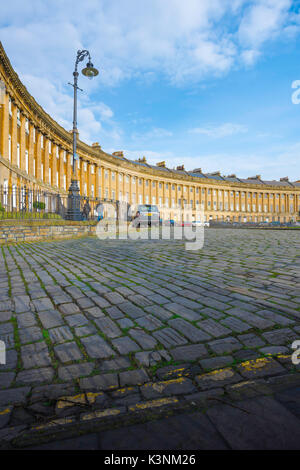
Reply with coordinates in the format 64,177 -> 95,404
238,0 -> 291,48
131,127 -> 173,142
143,143 -> 300,180
189,123 -> 248,138
104,140 -> 300,180
1,0 -> 299,148
1,0 -> 298,90
192,143 -> 300,180
241,49 -> 261,66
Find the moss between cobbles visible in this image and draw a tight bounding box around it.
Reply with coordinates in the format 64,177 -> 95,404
149,359 -> 181,375
11,316 -> 22,372
1,246 -> 12,297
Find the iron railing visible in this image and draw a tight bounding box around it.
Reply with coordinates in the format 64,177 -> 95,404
0,185 -> 127,221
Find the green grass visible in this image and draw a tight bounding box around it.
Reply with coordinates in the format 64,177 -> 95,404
0,212 -> 62,220
42,329 -> 50,340
0,218 -> 98,227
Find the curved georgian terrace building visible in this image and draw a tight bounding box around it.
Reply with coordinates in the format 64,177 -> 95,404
0,41 -> 300,223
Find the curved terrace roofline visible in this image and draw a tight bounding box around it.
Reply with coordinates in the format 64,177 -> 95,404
0,41 -> 299,189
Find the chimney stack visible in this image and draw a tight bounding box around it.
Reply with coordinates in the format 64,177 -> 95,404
92,142 -> 101,150
112,151 -> 124,158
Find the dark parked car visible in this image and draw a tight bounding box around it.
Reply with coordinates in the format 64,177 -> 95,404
136,204 -> 160,226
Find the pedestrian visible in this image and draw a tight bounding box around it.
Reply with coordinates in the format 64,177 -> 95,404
133,210 -> 140,229
83,199 -> 91,220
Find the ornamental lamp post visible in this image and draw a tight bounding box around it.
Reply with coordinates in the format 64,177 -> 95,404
66,50 -> 99,220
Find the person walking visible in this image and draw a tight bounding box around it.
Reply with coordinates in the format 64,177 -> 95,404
82,199 -> 91,220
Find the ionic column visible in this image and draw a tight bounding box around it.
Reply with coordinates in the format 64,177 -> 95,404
1,92 -> 10,159
36,131 -> 42,180
28,122 -> 35,177
66,152 -> 72,190
52,144 -> 58,187
101,166 -> 105,198
80,159 -> 84,195
94,165 -> 99,197
109,168 -> 112,199
59,148 -> 64,189
19,114 -> 26,172
44,138 -> 50,185
11,103 -> 18,166
128,174 -> 132,204
115,169 -> 119,201
86,163 -> 89,196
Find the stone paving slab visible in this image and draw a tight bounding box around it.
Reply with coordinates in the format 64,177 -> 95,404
206,395 -> 300,450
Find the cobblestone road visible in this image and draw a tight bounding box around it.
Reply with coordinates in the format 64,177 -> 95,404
0,228 -> 299,440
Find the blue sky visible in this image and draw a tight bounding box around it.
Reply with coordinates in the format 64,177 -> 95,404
2,0 -> 300,179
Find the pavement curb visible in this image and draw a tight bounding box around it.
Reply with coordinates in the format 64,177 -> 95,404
1,354 -> 299,449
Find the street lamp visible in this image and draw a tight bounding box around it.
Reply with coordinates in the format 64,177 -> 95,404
66,50 -> 99,220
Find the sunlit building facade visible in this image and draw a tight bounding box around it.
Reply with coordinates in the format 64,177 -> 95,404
0,42 -> 299,223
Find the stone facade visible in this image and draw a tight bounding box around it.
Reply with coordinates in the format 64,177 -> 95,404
0,41 -> 299,223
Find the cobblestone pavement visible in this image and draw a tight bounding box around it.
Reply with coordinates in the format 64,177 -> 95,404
0,228 -> 299,446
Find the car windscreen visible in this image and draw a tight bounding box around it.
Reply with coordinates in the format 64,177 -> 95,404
138,205 -> 159,213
